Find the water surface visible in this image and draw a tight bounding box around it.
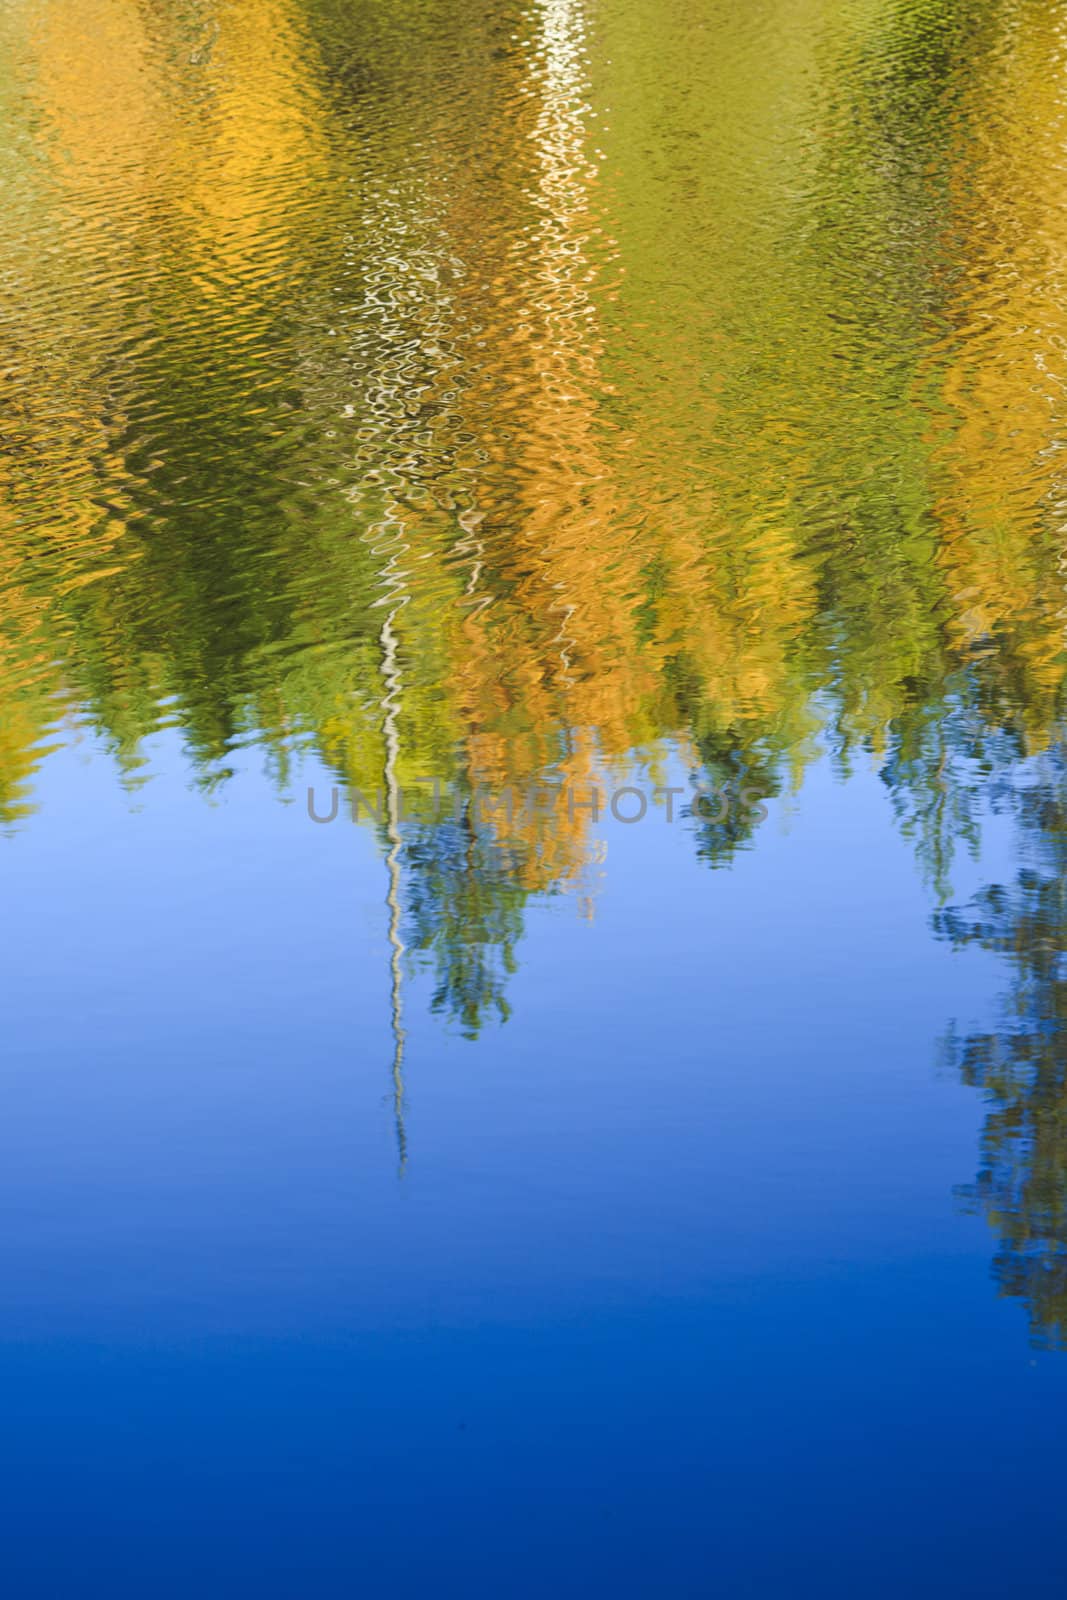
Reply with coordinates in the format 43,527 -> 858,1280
3,0 -> 1067,1592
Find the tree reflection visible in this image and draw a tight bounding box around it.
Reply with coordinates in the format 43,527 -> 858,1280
1,0 -> 1067,1113
934,746 -> 1067,1347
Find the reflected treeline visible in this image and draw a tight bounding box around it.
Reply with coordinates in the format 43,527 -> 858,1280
935,745 -> 1067,1348
1,0 -> 1066,1061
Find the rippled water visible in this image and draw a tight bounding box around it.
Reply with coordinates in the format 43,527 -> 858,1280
4,0 -> 1067,1591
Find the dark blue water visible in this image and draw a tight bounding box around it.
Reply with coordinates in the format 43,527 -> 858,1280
5,738 -> 1065,1593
